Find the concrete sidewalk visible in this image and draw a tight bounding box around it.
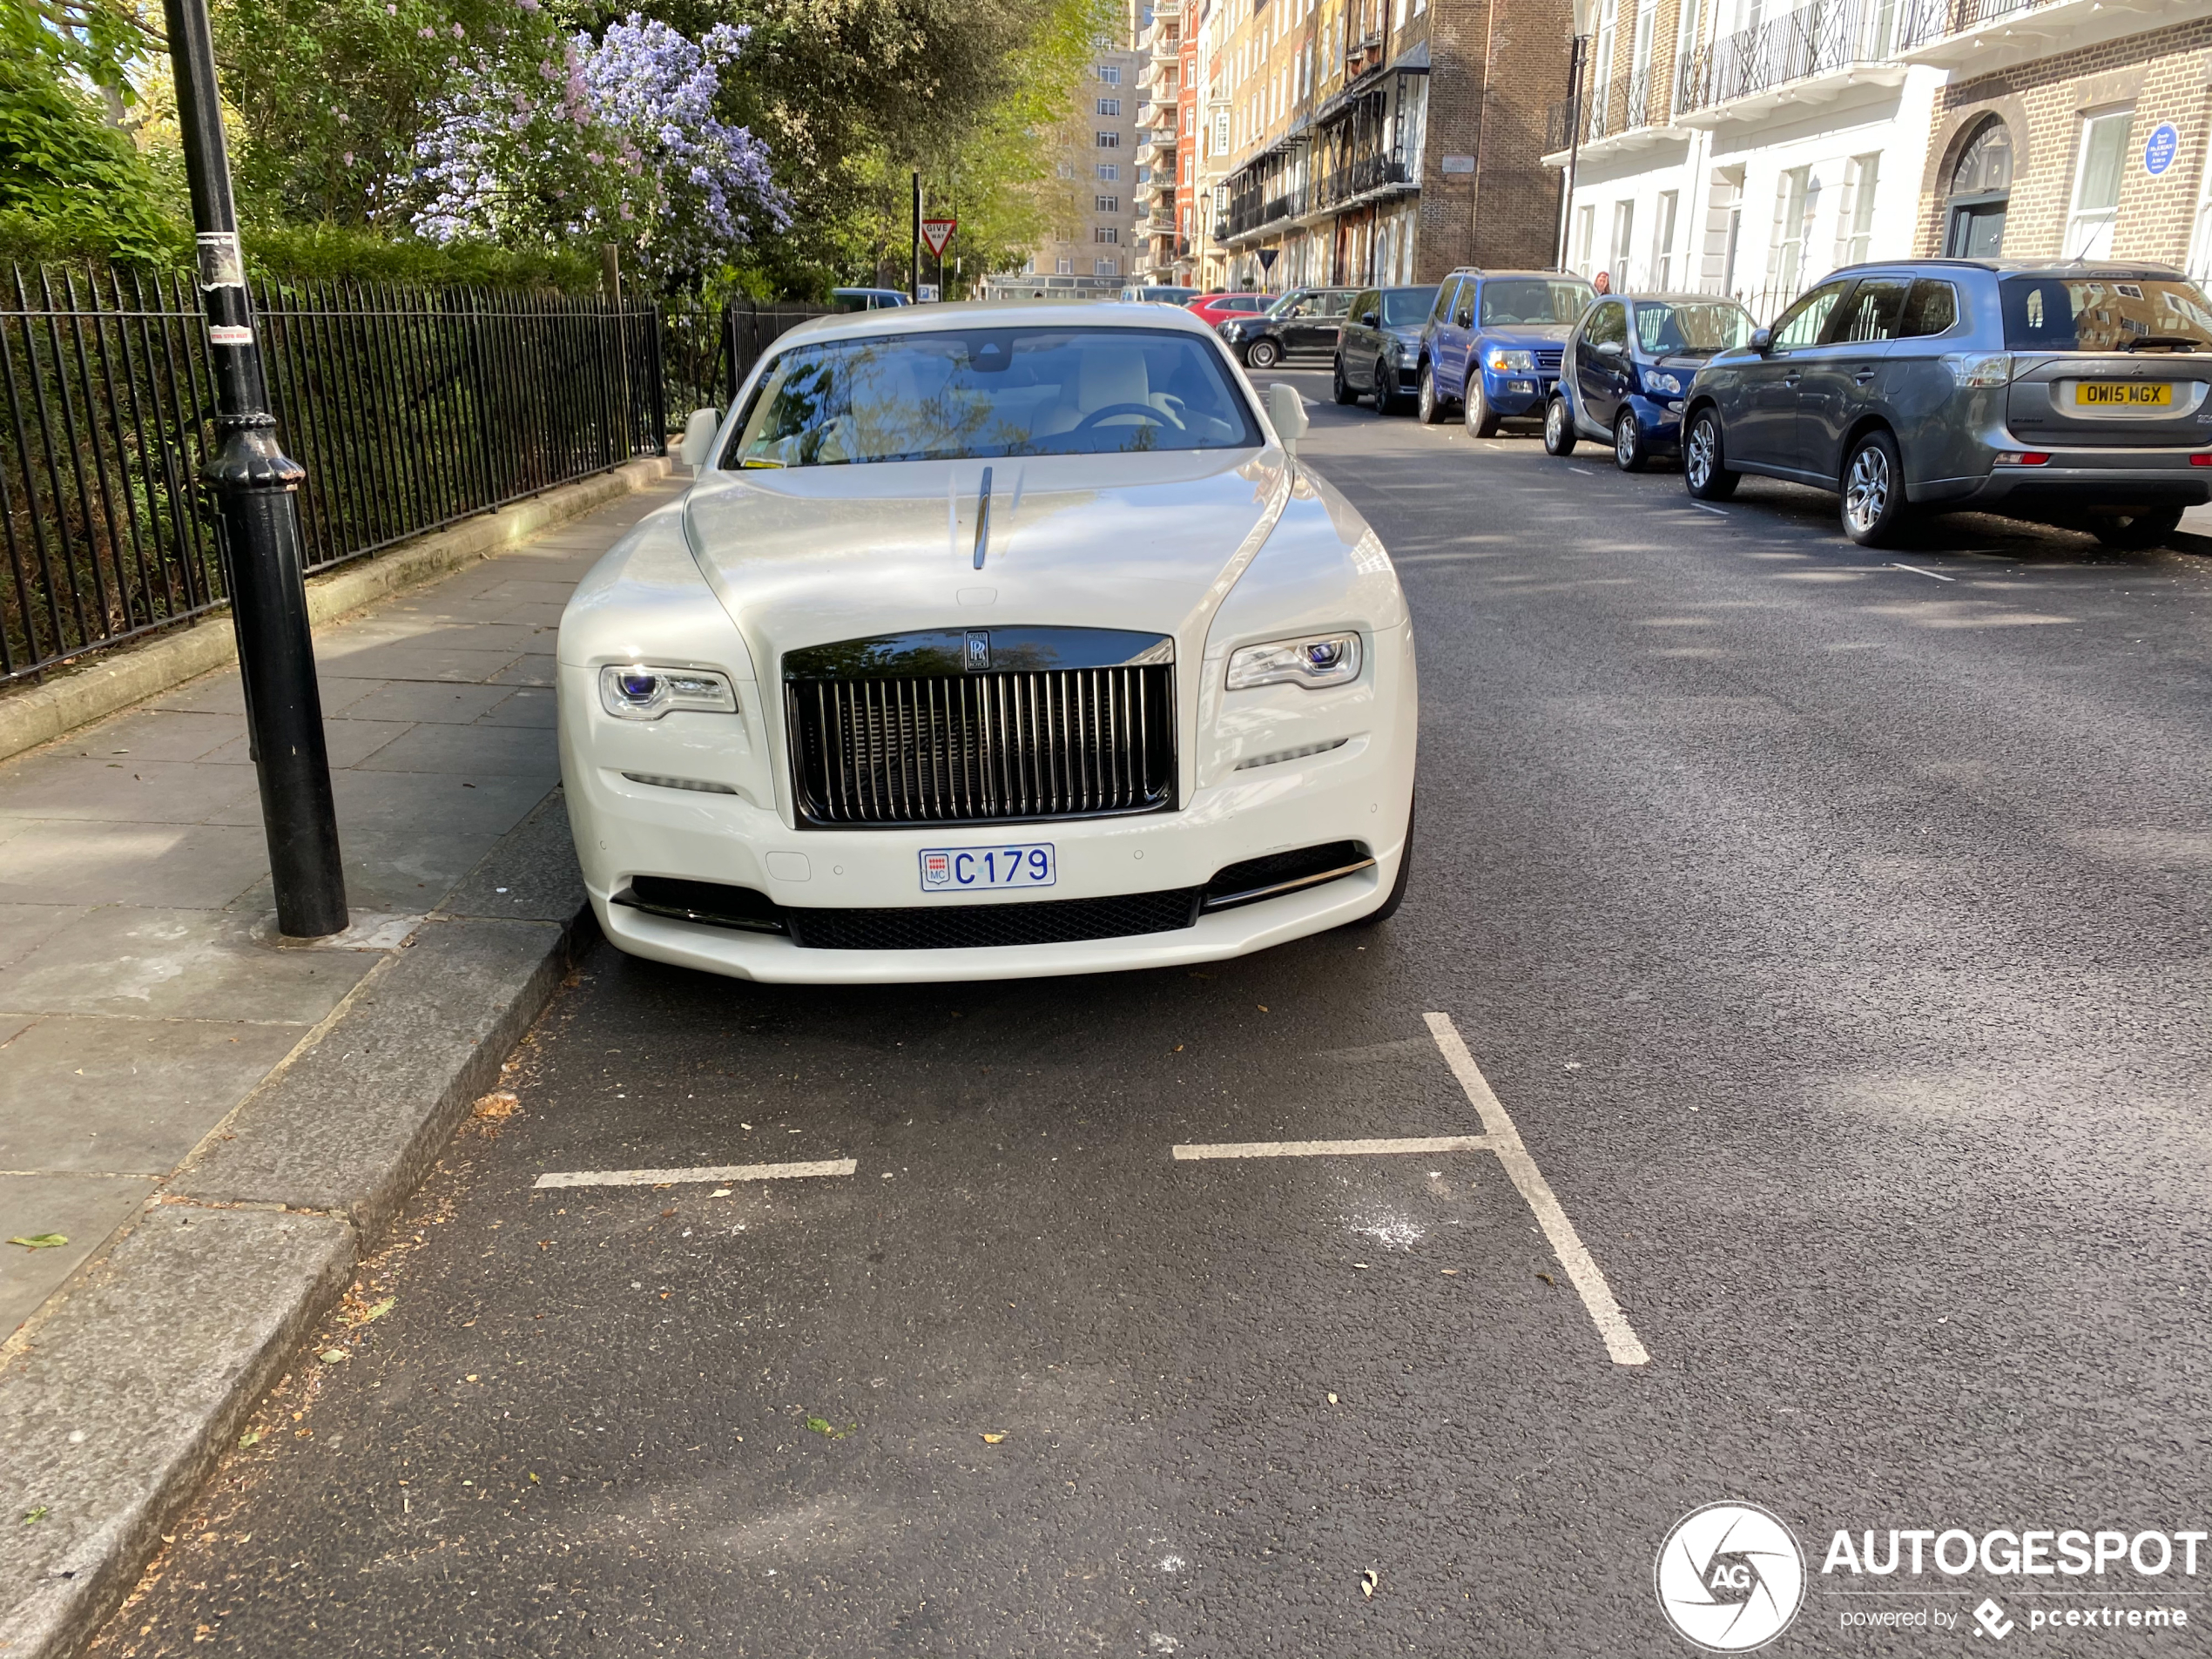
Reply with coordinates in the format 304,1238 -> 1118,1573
0,468 -> 687,1656
0,477 -> 678,1335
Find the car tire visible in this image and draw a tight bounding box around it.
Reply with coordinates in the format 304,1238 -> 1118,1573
2090,506 -> 2183,551
1373,358 -> 1405,415
1464,378 -> 1501,438
1332,356 -> 1359,405
1542,396 -> 1577,455
1614,409 -> 1649,472
1683,408 -> 1739,502
1353,796 -> 1413,927
1248,338 -> 1281,370
1416,364 -> 1445,425
1840,428 -> 1910,547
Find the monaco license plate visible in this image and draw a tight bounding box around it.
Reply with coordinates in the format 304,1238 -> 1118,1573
919,843 -> 1055,892
2075,381 -> 2173,408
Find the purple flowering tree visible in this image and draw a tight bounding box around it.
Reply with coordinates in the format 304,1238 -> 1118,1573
408,10 -> 786,287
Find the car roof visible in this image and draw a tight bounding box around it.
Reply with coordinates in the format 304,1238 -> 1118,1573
1441,269 -> 1588,281
1821,258 -> 2192,280
1618,293 -> 1751,306
767,299 -> 1224,350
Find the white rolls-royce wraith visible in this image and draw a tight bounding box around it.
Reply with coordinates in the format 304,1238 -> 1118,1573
556,300 -> 1417,983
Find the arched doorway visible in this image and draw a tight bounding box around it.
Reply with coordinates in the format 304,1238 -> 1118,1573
1944,115 -> 2013,258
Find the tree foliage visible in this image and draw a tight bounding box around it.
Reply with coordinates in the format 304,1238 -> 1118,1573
0,53 -> 183,266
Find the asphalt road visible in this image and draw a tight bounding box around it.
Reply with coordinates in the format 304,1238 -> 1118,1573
93,370 -> 2212,1658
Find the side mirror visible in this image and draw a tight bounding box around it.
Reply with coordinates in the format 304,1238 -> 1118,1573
1749,327 -> 1774,354
678,407 -> 719,471
1264,381 -> 1308,455
1360,311 -> 1379,327
1596,339 -> 1624,357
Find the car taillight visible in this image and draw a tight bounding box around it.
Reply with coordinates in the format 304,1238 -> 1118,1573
2192,453 -> 2212,468
1993,452 -> 2052,466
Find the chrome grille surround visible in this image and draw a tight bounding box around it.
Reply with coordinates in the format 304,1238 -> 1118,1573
783,627 -> 1177,828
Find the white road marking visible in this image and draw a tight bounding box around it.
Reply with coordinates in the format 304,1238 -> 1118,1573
1567,465 -> 1598,476
1690,502 -> 1730,516
1423,1012 -> 1651,1366
1888,562 -> 1956,583
1172,1134 -> 1498,1161
533,1158 -> 857,1190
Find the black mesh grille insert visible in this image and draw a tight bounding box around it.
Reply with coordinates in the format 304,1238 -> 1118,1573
786,664 -> 1176,827
786,889 -> 1201,951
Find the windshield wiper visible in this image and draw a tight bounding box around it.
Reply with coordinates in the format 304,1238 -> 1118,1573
2118,335 -> 2202,353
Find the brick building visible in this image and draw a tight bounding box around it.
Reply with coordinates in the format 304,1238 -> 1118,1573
987,8 -> 1148,299
1197,0 -> 1574,293
1910,6 -> 2212,276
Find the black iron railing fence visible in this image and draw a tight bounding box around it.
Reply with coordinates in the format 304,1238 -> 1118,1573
1676,0 -> 1900,115
1,268 -> 826,688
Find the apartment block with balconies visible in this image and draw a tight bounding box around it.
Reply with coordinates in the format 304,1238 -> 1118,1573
1545,0 -> 1946,319
1204,0 -> 1569,291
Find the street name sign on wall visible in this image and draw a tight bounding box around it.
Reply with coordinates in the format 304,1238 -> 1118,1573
921,219 -> 957,257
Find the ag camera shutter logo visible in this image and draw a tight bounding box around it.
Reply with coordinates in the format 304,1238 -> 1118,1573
1656,1502 -> 1807,1652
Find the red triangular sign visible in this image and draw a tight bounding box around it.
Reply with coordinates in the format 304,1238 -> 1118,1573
921,218 -> 956,258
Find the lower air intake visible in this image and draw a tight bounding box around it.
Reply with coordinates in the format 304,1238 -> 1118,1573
786,890 -> 1200,951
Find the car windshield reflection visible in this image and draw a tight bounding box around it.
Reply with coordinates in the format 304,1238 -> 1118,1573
1632,300 -> 1754,355
727,327 -> 1263,467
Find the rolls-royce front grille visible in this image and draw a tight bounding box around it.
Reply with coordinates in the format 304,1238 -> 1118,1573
789,667 -> 1174,826
786,650 -> 1176,828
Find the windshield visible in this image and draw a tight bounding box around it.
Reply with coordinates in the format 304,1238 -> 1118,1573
725,327 -> 1262,467
1263,292 -> 1301,317
1381,287 -> 1439,327
1479,279 -> 1594,327
2000,276 -> 2212,353
1634,300 -> 1753,354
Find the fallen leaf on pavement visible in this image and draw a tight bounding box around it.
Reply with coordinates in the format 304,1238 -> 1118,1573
8,1234 -> 66,1250
318,1349 -> 348,1363
981,1433 -> 1007,1444
1362,1568 -> 1378,1599
1325,1393 -> 1338,1405
471,1090 -> 519,1121
238,1431 -> 262,1449
1536,1271 -> 1555,1286
805,1416 -> 854,1440
23,1507 -> 47,1524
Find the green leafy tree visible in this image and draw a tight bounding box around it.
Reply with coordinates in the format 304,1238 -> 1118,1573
0,54 -> 183,266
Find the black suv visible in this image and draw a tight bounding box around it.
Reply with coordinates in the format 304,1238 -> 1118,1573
1218,288 -> 1361,368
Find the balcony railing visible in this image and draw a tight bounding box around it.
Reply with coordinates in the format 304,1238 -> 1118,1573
1313,155 -> 1412,209
1544,62 -> 1655,151
1893,0 -> 2040,49
1676,0 -> 1902,115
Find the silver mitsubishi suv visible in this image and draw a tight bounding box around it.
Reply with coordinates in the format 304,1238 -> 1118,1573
1681,260 -> 2212,550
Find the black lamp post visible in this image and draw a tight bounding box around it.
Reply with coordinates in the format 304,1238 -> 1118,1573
162,0 -> 348,938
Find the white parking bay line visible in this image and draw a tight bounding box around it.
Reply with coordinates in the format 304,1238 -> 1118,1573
1689,502 -> 1730,516
1172,1134 -> 1497,1161
1423,1012 -> 1651,1367
533,1158 -> 858,1190
1888,561 -> 1957,583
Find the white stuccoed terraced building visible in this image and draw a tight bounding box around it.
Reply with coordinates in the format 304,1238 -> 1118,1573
1545,0 -> 2212,321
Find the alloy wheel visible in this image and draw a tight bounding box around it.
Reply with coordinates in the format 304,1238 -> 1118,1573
1844,444 -> 1890,537
1249,340 -> 1279,369
1615,412 -> 1640,470
1544,399 -> 1571,455
1686,421 -> 1712,489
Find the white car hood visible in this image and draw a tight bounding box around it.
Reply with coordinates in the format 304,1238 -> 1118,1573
679,448 -> 1291,670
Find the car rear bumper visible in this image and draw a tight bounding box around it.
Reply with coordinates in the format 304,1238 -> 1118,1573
1915,448 -> 2212,509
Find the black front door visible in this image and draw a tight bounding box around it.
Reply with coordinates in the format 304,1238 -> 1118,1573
1946,200 -> 2006,258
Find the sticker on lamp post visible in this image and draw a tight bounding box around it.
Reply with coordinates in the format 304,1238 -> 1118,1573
2145,123 -> 2180,177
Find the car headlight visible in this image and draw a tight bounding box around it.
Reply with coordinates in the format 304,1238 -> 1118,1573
1224,632 -> 1362,691
1486,347 -> 1536,373
598,664 -> 739,720
1642,370 -> 1684,395
1945,352 -> 2013,388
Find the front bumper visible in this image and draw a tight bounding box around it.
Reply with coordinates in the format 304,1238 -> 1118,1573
1913,447 -> 2212,510
1627,393 -> 1686,453
1480,368 -> 1560,418
564,713 -> 1415,985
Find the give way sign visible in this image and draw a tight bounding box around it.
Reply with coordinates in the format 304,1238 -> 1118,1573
921,218 -> 957,258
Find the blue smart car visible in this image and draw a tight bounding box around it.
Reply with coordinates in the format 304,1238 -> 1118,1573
1545,293 -> 1755,469
1414,270 -> 1596,433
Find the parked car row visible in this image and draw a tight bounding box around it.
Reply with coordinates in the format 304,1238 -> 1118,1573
1305,258 -> 2212,553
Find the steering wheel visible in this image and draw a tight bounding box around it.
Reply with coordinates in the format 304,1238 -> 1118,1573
1075,401 -> 1182,432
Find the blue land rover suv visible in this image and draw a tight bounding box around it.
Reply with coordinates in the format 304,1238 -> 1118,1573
1416,270 -> 1596,433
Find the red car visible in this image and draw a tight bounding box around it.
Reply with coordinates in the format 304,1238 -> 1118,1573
1185,292 -> 1271,329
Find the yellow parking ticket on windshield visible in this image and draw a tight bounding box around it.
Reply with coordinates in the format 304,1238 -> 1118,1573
2076,381 -> 2173,407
